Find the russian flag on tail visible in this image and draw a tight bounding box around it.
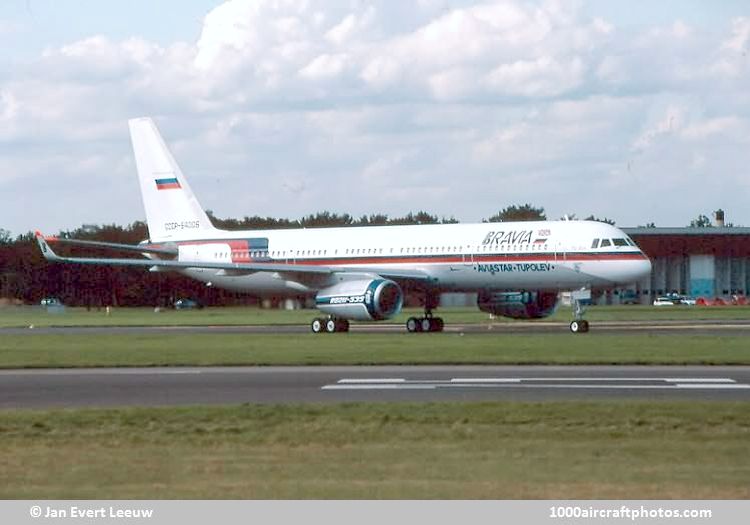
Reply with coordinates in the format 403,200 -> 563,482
155,177 -> 181,190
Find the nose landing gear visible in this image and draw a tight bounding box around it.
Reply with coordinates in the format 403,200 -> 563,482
569,319 -> 589,333
569,289 -> 591,333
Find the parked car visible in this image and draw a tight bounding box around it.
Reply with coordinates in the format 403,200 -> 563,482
40,297 -> 63,306
173,298 -> 203,310
668,293 -> 696,305
653,294 -> 695,306
620,290 -> 640,305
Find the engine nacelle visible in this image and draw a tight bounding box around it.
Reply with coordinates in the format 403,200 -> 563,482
315,279 -> 403,321
478,290 -> 559,319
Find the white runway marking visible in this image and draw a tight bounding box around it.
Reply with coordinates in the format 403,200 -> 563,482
337,378 -> 406,384
322,377 -> 750,391
675,384 -> 750,389
321,384 -> 436,390
450,378 -> 522,383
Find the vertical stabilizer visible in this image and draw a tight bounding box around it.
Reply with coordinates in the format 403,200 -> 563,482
128,117 -> 218,242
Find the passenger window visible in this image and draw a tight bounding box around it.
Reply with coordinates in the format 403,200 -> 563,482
600,239 -> 611,247
591,239 -> 599,249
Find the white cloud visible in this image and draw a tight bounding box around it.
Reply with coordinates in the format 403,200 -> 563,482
325,8 -> 376,46
722,17 -> 750,53
3,1 -> 750,234
681,116 -> 743,140
631,105 -> 687,152
299,53 -> 348,79
0,89 -> 19,122
486,56 -> 585,97
360,55 -> 402,90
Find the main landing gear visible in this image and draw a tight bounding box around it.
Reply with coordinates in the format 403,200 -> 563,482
406,292 -> 444,333
311,317 -> 350,333
569,293 -> 590,334
406,314 -> 444,333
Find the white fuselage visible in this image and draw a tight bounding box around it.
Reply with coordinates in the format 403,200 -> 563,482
163,220 -> 651,297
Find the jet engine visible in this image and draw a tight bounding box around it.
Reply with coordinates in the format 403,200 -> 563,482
315,279 -> 403,321
477,290 -> 559,319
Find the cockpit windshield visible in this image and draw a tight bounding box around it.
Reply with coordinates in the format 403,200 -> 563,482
591,237 -> 639,249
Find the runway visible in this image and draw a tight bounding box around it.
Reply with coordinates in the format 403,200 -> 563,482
2,365 -> 749,408
5,318 -> 750,336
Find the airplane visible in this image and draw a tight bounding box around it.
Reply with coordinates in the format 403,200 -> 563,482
35,117 -> 652,334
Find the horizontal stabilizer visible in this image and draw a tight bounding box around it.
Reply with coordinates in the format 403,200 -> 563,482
43,235 -> 178,256
35,230 -> 433,285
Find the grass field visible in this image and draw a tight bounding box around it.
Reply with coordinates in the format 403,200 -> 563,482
1,402 -> 747,499
3,304 -> 750,328
3,305 -> 750,367
3,306 -> 748,500
2,333 -> 750,367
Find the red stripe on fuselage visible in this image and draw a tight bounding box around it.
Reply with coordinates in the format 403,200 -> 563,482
160,239 -> 648,266
272,252 -> 647,267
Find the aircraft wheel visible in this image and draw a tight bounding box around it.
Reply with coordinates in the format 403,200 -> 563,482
335,319 -> 350,332
406,317 -> 420,333
570,320 -> 589,334
311,318 -> 324,333
433,317 -> 444,332
325,319 -> 337,333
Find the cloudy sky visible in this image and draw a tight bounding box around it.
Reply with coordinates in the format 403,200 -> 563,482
2,0 -> 749,236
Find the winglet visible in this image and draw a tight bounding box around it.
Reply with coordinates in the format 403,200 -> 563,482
35,231 -> 61,262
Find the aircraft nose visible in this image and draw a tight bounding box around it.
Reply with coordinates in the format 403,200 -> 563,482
625,255 -> 652,283
592,254 -> 652,286
636,256 -> 652,279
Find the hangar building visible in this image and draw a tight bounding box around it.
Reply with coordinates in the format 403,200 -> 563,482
623,226 -> 750,304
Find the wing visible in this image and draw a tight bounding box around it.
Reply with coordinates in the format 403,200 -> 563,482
35,232 -> 435,284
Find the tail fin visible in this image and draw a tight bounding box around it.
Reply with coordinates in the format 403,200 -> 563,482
128,117 -> 219,242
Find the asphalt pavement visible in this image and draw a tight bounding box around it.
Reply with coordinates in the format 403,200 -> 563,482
4,318 -> 750,336
1,365 -> 749,408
